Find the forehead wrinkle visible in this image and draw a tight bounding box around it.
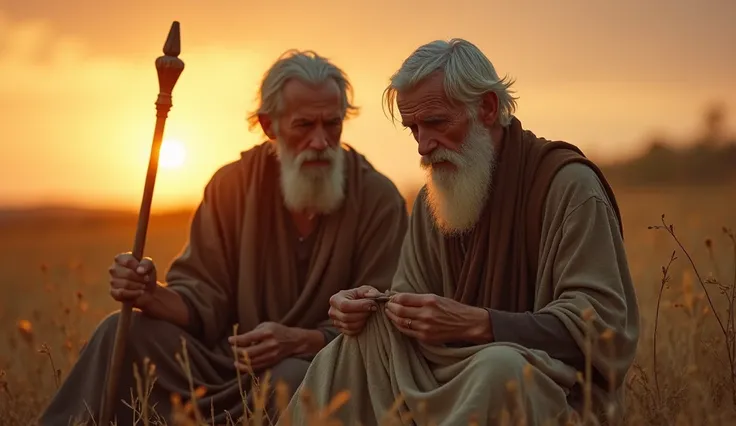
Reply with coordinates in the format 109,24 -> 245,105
398,99 -> 449,122
282,79 -> 342,112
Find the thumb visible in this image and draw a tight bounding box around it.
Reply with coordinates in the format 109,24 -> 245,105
136,257 -> 155,275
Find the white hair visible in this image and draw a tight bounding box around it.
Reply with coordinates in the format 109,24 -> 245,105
247,49 -> 359,133
383,39 -> 518,126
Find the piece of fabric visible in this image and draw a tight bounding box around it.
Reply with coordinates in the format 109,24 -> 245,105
279,118 -> 639,426
38,142 -> 409,425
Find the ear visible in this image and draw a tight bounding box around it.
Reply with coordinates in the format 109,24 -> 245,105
258,113 -> 278,140
477,91 -> 499,127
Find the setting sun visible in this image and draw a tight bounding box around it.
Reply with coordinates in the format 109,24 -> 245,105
159,138 -> 187,170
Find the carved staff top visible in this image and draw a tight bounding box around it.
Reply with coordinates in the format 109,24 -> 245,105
154,21 -> 185,118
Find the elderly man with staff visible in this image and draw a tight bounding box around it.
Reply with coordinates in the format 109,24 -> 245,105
39,27 -> 408,425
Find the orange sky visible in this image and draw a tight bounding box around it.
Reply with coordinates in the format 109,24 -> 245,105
0,0 -> 734,211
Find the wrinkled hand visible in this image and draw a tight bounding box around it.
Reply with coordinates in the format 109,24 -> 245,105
385,293 -> 491,345
228,322 -> 300,373
108,252 -> 158,309
328,285 -> 382,336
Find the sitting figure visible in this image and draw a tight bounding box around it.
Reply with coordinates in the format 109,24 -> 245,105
39,49 -> 408,426
280,39 -> 640,426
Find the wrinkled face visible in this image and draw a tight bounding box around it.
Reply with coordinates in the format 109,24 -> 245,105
397,72 -> 496,235
261,79 -> 347,214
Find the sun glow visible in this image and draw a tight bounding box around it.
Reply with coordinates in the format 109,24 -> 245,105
159,138 -> 187,170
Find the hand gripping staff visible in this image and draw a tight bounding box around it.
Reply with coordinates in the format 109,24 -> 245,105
99,21 -> 185,426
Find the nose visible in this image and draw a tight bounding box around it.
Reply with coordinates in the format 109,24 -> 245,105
308,128 -> 329,151
417,130 -> 437,156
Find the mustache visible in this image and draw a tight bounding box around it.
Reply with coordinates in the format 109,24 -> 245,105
295,147 -> 338,164
420,148 -> 464,168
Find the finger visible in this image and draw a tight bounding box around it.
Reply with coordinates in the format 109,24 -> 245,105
385,301 -> 423,319
110,287 -> 145,301
332,319 -> 365,335
384,308 -> 424,339
384,306 -> 406,327
240,342 -> 273,359
109,278 -> 145,291
237,347 -> 278,372
335,298 -> 377,314
229,328 -> 269,347
390,293 -> 433,307
235,347 -> 273,373
356,286 -> 381,298
234,361 -> 253,374
384,307 -> 425,331
136,257 -> 155,279
114,252 -> 139,270
248,350 -> 279,371
109,262 -> 140,280
329,307 -> 369,323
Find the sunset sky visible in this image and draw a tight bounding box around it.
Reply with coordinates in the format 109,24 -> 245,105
1,0 -> 734,211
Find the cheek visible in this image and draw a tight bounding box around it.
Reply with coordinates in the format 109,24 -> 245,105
278,129 -> 305,150
442,122 -> 468,151
428,127 -> 465,152
417,120 -> 468,152
326,124 -> 343,143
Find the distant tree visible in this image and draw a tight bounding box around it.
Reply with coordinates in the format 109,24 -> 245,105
701,102 -> 727,146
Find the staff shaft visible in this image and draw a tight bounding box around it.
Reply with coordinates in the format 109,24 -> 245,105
98,103 -> 171,426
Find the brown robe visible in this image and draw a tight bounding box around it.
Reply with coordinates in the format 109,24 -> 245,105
38,142 -> 409,425
279,118 -> 639,426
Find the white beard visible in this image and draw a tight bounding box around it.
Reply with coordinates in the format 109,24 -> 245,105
273,139 -> 346,215
421,118 -> 496,236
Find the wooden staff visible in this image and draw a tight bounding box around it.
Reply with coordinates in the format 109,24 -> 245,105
99,21 -> 185,426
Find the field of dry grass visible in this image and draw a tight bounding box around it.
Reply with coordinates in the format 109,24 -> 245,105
1,182 -> 735,425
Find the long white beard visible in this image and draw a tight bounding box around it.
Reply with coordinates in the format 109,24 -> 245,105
273,139 -> 346,215
421,118 -> 496,236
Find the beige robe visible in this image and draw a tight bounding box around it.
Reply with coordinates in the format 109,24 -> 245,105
279,119 -> 640,426
38,142 -> 409,426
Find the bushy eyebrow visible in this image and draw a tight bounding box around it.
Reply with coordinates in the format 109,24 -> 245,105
401,115 -> 447,127
292,115 -> 342,126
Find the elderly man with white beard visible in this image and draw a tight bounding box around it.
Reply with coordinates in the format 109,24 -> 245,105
39,50 -> 409,426
280,39 -> 639,426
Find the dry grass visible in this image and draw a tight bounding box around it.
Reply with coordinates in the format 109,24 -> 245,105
2,183 -> 736,425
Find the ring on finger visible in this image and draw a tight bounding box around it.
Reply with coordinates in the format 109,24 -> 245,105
406,319 -> 412,329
